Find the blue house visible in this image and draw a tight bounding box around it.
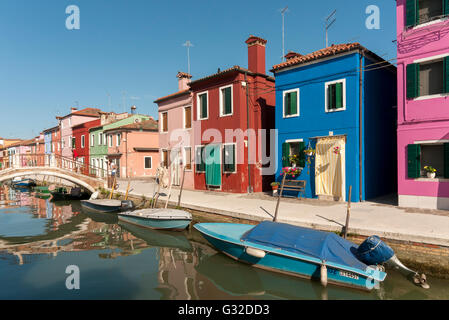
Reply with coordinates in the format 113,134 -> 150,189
272,43 -> 397,202
43,126 -> 57,155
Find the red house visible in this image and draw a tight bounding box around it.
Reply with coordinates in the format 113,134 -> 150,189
72,119 -> 101,172
189,35 -> 275,193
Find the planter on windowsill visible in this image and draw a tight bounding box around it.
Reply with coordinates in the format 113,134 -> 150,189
427,172 -> 436,179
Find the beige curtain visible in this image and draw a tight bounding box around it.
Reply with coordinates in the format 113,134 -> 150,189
315,136 -> 345,198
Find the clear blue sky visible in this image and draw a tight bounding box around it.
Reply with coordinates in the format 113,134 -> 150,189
0,0 -> 396,139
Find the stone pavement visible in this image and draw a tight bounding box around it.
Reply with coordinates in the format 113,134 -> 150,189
117,178 -> 449,247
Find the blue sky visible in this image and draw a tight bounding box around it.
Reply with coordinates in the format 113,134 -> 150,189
0,0 -> 397,139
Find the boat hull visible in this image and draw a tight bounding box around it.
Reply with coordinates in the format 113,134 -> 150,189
80,201 -> 121,213
118,214 -> 191,231
51,192 -> 90,202
195,224 -> 380,291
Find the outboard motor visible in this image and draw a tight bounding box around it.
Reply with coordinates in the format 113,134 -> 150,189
357,236 -> 429,289
120,200 -> 135,211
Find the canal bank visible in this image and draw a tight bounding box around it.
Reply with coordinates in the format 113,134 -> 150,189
115,179 -> 449,279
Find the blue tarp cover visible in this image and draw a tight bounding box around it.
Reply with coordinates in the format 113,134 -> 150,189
241,221 -> 368,271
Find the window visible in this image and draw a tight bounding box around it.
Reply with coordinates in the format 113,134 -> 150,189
325,79 -> 346,112
184,147 -> 192,170
144,156 -> 152,169
223,144 -> 236,173
407,142 -> 449,178
195,146 -> 206,172
283,89 -> 299,118
197,92 -> 208,120
81,135 -> 85,148
116,134 -> 121,146
407,57 -> 449,99
108,135 -> 113,147
161,112 -> 168,132
184,106 -> 192,129
406,0 -> 448,28
220,85 -> 233,116
282,140 -> 306,168
99,133 -> 103,146
162,149 -> 169,167
91,134 -> 95,147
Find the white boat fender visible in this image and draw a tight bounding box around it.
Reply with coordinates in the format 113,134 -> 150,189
245,247 -> 266,259
320,261 -> 328,288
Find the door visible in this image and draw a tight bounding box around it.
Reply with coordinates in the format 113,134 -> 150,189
205,145 -> 221,187
171,149 -> 181,186
315,136 -> 346,201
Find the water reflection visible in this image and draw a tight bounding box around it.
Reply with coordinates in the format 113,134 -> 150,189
0,186 -> 448,300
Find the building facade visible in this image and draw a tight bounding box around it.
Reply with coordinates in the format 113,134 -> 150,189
72,119 -> 101,174
272,43 -> 397,202
189,36 -> 276,193
155,72 -> 195,188
397,0 -> 449,209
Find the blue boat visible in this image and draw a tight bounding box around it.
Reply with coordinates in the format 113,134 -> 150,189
118,209 -> 192,231
11,178 -> 36,188
194,221 -> 390,291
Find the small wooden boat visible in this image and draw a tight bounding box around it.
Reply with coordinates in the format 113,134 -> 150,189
12,178 -> 36,188
80,199 -> 134,213
194,221 -> 389,291
50,187 -> 90,201
118,208 -> 192,231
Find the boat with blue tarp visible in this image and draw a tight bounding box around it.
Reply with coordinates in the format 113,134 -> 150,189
194,221 -> 391,291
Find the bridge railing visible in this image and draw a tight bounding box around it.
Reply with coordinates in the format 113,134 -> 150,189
0,154 -> 110,181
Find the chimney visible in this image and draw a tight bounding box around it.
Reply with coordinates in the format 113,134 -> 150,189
245,35 -> 267,75
131,105 -> 137,115
177,72 -> 192,91
284,51 -> 302,60
71,107 -> 78,113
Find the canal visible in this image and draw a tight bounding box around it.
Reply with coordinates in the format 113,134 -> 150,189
0,186 -> 448,300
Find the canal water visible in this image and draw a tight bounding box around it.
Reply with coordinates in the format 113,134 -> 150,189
0,186 -> 448,300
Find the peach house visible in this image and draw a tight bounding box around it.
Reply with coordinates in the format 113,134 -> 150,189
103,118 -> 160,178
154,72 -> 195,189
397,0 -> 449,209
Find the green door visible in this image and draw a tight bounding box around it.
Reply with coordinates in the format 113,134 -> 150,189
205,145 -> 221,187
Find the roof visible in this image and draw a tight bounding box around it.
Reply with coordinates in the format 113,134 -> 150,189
154,89 -> 190,104
56,107 -> 103,120
103,119 -> 159,133
272,43 -> 368,72
177,72 -> 192,79
189,65 -> 274,87
9,139 -> 35,147
42,125 -> 59,133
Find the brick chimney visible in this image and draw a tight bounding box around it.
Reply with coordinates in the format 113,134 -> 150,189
284,51 -> 302,60
71,107 -> 78,113
177,72 -> 192,91
246,35 -> 267,75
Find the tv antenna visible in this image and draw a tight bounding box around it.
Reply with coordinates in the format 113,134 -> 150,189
325,9 -> 337,47
183,41 -> 194,75
280,6 -> 289,61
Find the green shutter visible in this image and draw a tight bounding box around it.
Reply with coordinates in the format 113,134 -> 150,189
444,56 -> 449,94
445,0 -> 449,15
406,0 -> 417,27
406,63 -> 420,99
328,84 -> 335,109
201,94 -> 207,118
282,143 -> 290,167
205,145 -> 221,186
335,82 -> 343,109
445,143 -> 449,178
224,87 -> 232,114
299,141 -> 306,168
290,91 -> 297,115
407,144 -> 421,178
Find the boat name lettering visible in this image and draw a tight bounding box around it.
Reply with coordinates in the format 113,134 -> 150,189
339,271 -> 359,280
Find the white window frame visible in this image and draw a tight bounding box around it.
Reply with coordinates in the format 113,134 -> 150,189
325,78 -> 347,113
108,135 -> 113,147
183,106 -> 192,129
197,91 -> 209,120
90,134 -> 95,147
116,134 -> 121,147
144,156 -> 152,169
283,88 -> 300,118
222,143 -> 237,174
183,146 -> 192,171
81,135 -> 85,148
195,145 -> 206,172
99,133 -> 103,146
412,54 -> 449,101
219,84 -> 233,117
161,112 -> 168,133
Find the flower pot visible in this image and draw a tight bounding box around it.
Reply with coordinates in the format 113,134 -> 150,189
292,163 -> 297,168
427,172 -> 436,179
272,186 -> 279,191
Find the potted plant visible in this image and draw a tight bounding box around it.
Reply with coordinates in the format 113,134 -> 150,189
281,167 -> 302,178
424,166 -> 437,179
271,182 -> 280,196
304,148 -> 315,157
289,154 -> 299,167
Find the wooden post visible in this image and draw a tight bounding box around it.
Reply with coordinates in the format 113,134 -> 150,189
124,179 -> 131,200
344,186 -> 352,239
273,173 -> 287,222
177,166 -> 186,208
109,175 -> 116,200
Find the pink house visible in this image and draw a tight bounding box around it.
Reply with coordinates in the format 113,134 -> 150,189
155,72 -> 195,189
56,107 -> 102,160
397,0 -> 449,209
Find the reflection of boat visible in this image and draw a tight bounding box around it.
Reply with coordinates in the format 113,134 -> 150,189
118,209 -> 192,231
118,220 -> 192,251
12,178 -> 36,188
80,199 -> 134,213
33,186 -> 50,198
195,253 -> 374,300
50,187 -> 90,201
83,210 -> 119,224
194,221 -> 387,291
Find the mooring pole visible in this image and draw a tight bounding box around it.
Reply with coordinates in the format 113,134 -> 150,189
109,175 -> 116,200
344,185 -> 352,239
125,179 -> 131,200
177,166 -> 186,208
274,174 -> 287,222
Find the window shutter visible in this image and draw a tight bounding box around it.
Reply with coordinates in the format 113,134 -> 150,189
224,87 -> 232,114
445,0 -> 449,15
223,145 -> 235,172
299,141 -> 306,168
290,91 -> 297,115
328,84 -> 335,109
445,143 -> 449,179
444,56 -> 449,94
284,93 -> 291,116
282,143 -> 290,167
407,144 -> 421,178
406,63 -> 420,99
335,82 -> 343,109
201,95 -> 207,118
406,0 -> 417,27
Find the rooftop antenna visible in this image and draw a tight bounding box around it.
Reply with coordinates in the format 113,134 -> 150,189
183,41 -> 194,75
325,9 -> 337,48
280,6 -> 289,62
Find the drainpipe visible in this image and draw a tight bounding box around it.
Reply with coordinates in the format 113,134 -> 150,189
125,131 -> 128,178
245,72 -> 252,193
359,51 -> 364,202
